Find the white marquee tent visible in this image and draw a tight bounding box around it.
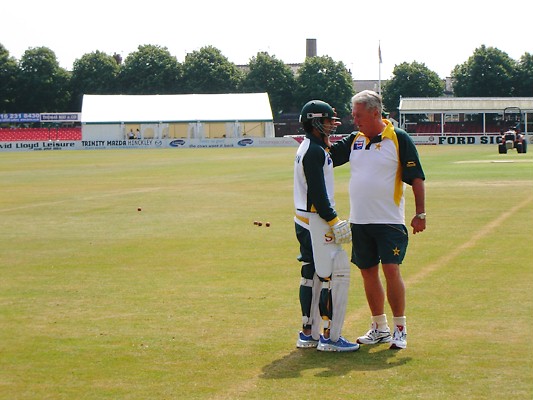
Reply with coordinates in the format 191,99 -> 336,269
81,93 -> 275,140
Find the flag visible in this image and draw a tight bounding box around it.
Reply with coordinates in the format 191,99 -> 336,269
378,43 -> 382,64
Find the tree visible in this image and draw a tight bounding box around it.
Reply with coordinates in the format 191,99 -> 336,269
452,45 -> 516,97
242,52 -> 297,115
514,52 -> 533,96
295,56 -> 354,118
382,61 -> 444,116
70,50 -> 121,111
16,47 -> 71,112
118,44 -> 182,95
181,46 -> 243,94
0,43 -> 18,113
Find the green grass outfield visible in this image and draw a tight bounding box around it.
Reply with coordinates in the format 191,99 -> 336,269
1,145 -> 532,399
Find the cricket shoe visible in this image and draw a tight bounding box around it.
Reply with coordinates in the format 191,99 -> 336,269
317,335 -> 360,352
389,325 -> 407,350
296,331 -> 319,348
357,322 -> 392,344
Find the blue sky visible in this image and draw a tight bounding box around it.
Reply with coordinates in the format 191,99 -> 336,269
2,0 -> 531,80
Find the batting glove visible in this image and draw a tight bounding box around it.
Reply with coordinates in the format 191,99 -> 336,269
331,220 -> 352,244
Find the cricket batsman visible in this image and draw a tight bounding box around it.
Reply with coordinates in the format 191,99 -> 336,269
293,100 -> 359,352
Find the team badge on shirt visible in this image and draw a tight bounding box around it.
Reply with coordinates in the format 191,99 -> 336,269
353,138 -> 365,150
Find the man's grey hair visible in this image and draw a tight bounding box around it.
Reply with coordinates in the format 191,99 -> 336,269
351,90 -> 383,113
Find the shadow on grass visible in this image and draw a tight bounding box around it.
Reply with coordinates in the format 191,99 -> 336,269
260,344 -> 411,379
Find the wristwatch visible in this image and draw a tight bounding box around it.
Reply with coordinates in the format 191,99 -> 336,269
415,212 -> 426,220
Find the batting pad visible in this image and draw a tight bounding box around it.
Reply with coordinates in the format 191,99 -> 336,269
310,273 -> 322,341
328,249 -> 351,342
307,213 -> 343,279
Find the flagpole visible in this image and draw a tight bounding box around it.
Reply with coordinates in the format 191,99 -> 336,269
378,41 -> 382,96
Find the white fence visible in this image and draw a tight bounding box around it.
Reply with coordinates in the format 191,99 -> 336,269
0,137 -> 298,152
2,133 -> 532,152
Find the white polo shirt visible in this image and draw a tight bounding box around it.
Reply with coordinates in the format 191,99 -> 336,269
348,122 -> 406,224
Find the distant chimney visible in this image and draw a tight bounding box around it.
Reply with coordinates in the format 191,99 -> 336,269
306,39 -> 317,58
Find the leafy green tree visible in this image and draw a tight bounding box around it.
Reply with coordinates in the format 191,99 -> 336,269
16,46 -> 71,112
118,44 -> 182,94
514,52 -> 533,96
242,52 -> 297,115
452,45 -> 516,97
70,50 -> 121,111
295,56 -> 354,118
0,43 -> 19,113
382,61 -> 444,116
181,46 -> 243,94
